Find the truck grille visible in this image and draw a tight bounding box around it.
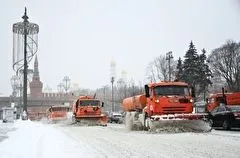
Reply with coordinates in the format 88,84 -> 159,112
179,98 -> 189,103
162,106 -> 185,114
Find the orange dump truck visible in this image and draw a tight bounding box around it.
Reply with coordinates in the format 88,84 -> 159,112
47,105 -> 70,123
207,89 -> 240,112
123,81 -> 210,131
72,96 -> 107,126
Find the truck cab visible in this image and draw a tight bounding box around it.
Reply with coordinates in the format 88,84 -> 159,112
145,81 -> 194,116
72,96 -> 107,126
73,96 -> 104,117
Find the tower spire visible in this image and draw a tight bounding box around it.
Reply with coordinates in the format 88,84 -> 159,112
33,55 -> 39,77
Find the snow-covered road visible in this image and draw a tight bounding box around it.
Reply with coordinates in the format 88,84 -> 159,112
0,120 -> 240,158
60,124 -> 240,158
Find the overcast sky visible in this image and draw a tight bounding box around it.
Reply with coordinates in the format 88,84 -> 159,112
0,0 -> 240,96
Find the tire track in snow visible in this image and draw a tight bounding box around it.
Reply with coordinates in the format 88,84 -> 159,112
56,123 -> 240,158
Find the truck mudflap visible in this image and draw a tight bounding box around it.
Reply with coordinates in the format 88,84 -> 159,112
146,113 -> 211,132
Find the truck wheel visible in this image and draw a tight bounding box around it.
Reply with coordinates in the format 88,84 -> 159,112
144,118 -> 151,130
72,115 -> 76,123
222,120 -> 231,130
209,119 -> 213,127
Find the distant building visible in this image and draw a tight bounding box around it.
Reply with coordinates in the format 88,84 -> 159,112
0,56 -> 77,120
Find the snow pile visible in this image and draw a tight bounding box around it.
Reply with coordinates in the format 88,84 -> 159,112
0,120 -> 92,158
0,122 -> 16,142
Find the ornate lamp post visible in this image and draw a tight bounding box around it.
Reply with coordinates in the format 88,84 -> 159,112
12,8 -> 39,114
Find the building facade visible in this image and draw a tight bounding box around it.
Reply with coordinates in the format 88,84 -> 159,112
0,56 -> 77,120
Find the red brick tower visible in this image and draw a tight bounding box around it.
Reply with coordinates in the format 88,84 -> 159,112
29,55 -> 43,98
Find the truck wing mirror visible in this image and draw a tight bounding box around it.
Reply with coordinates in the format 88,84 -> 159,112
191,87 -> 195,98
145,85 -> 150,98
102,102 -> 104,107
221,87 -> 227,104
206,98 -> 209,103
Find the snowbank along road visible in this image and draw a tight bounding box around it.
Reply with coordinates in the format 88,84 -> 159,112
0,120 -> 240,158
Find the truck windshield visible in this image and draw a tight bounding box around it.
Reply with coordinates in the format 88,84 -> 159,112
79,100 -> 100,106
154,86 -> 189,96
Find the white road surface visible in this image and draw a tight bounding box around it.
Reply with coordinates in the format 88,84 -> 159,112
0,120 -> 239,158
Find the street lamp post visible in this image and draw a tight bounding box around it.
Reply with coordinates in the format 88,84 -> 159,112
12,8 -> 39,115
111,77 -> 115,112
166,51 -> 173,81
23,9 -> 28,113
63,76 -> 71,94
103,86 -> 107,107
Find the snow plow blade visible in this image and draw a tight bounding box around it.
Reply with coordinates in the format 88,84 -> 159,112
147,113 -> 211,133
74,115 -> 108,126
47,117 -> 72,124
125,112 -> 211,132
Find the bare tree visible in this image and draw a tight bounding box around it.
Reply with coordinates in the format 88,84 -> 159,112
154,55 -> 168,81
146,55 -> 176,82
208,40 -> 240,91
146,61 -> 157,82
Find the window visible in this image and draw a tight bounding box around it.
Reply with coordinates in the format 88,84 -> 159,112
153,86 -> 189,96
79,100 -> 100,106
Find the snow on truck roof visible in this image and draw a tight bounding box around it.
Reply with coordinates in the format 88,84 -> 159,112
149,81 -> 189,87
77,96 -> 98,100
50,105 -> 70,108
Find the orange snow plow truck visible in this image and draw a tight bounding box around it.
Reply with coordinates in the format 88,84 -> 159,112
72,96 -> 107,126
47,105 -> 70,123
207,88 -> 240,112
122,81 -> 211,132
